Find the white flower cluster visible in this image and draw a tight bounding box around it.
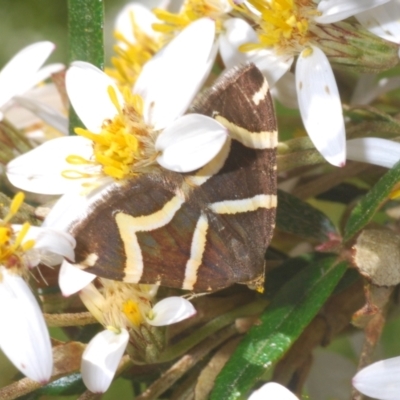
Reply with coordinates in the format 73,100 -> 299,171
1,0 -> 400,397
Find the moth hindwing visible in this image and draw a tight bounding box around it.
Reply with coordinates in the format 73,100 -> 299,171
71,63 -> 278,292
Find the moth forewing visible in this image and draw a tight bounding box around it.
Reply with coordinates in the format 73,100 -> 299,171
71,63 -> 277,292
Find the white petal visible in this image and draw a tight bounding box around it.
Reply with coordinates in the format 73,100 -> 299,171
254,52 -> 294,88
248,382 -> 299,400
11,224 -> 75,264
220,18 -> 293,86
81,329 -> 129,393
30,63 -> 66,88
271,72 -> 298,109
355,0 -> 400,44
32,228 -> 76,262
241,1 -> 261,15
219,18 -> 258,67
347,138 -> 400,168
115,3 -> 158,44
66,62 -> 123,133
315,0 -> 391,24
6,136 -> 98,195
147,296 -> 196,326
79,283 -> 107,326
42,180 -> 116,231
296,46 -> 346,167
59,260 -> 96,297
0,267 -> 52,382
15,95 -> 68,135
0,41 -> 55,109
134,18 -> 216,129
155,114 -> 228,172
5,83 -> 65,131
353,357 -> 400,400
79,283 -> 106,323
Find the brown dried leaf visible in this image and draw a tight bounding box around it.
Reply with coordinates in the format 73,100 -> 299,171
353,228 -> 400,286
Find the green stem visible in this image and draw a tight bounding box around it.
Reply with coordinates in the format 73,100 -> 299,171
158,299 -> 268,363
67,0 -> 105,135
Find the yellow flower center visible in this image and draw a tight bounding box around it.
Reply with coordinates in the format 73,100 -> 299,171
65,86 -> 157,181
153,0 -> 229,38
79,280 -> 156,332
239,0 -> 319,54
106,9 -> 162,90
123,299 -> 144,327
0,193 -> 35,270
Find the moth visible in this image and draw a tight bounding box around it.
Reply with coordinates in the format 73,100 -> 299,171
70,63 -> 277,292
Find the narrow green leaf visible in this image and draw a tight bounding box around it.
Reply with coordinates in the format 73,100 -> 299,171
211,257 -> 347,400
343,160 -> 400,242
67,0 -> 104,134
277,190 -> 337,241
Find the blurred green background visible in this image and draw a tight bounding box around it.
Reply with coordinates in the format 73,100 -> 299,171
0,0 -> 163,68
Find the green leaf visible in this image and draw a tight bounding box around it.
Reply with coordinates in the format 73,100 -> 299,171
263,255 -> 312,299
67,0 -> 105,135
210,257 -> 347,400
37,373 -> 85,396
343,159 -> 400,242
276,190 -> 337,241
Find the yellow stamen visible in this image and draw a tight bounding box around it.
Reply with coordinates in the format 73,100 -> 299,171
240,0 -> 314,53
3,192 -> 24,224
106,9 -> 162,89
0,227 -> 10,247
65,155 -> 94,165
153,0 -> 228,38
0,196 -> 35,269
61,170 -> 94,179
21,239 -> 35,252
67,88 -> 150,181
302,46 -> 313,57
106,325 -> 122,334
74,128 -> 109,145
7,222 -> 31,255
108,85 -> 122,114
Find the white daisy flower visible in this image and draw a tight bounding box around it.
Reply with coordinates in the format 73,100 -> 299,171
153,0 -> 248,86
352,356 -> 400,400
6,18 -> 227,196
0,192 -> 75,383
219,0 -> 391,167
76,279 -> 195,393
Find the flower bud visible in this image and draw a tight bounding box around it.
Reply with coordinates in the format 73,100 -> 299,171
312,20 -> 399,73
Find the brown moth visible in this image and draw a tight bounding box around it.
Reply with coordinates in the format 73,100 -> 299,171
69,64 -> 277,292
